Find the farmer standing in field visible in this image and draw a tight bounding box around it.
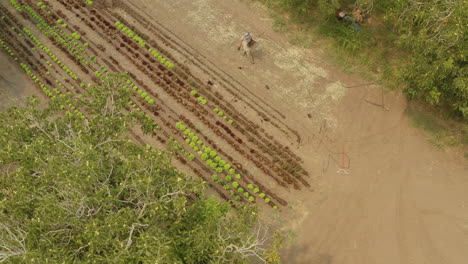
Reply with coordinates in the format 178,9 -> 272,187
238,32 -> 255,64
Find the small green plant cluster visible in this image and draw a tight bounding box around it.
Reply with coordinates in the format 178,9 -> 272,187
84,0 -> 93,5
9,0 -> 22,11
197,96 -> 207,105
36,1 -> 47,9
89,55 -> 97,64
0,38 -> 15,57
115,21 -> 146,47
19,63 -> 51,97
94,70 -> 105,80
125,79 -> 156,104
189,90 -> 207,104
213,108 -> 234,124
71,32 -> 81,40
148,48 -> 175,69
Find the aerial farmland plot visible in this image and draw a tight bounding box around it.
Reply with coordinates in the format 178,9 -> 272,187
2,0 -> 467,263
0,0 -> 309,210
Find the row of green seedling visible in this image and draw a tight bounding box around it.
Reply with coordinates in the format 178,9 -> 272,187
190,90 -> 234,124
115,21 -> 146,47
22,4 -> 90,66
127,100 -> 160,133
175,121 -> 275,207
123,79 -> 156,104
114,21 -> 175,69
190,90 -> 207,105
21,28 -> 79,81
20,62 -> 85,119
8,0 -> 22,11
213,108 -> 234,125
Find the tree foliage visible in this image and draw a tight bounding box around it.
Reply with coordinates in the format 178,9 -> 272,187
263,0 -> 467,119
0,75 -> 279,263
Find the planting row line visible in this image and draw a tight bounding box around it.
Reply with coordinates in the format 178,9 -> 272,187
111,1 -> 302,143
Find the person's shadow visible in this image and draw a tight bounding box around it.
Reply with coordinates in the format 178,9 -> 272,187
251,46 -> 266,61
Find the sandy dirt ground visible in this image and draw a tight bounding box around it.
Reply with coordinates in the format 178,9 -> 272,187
123,0 -> 468,263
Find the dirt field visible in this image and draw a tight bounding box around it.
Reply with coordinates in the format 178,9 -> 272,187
0,51 -> 43,109
1,0 -> 467,263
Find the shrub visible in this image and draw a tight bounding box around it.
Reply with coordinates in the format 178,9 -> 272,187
243,192 -> 250,198
210,163 -> 217,169
218,111 -> 224,117
223,185 -> 230,190
211,174 -> 219,181
216,167 -> 223,173
206,159 -> 213,165
196,140 -> 203,145
265,198 -> 271,203
228,119 -> 233,125
217,179 -> 224,184
273,206 -> 278,210
188,154 -> 195,161
237,187 -> 244,193
253,188 -> 259,193
219,160 -> 226,166
259,193 -> 265,199
229,190 -> 235,196
232,182 -> 239,188
235,196 -> 241,201
224,164 -> 231,170
213,108 -> 219,113
209,151 -> 217,158
247,184 -> 254,190
235,174 -> 241,180
229,168 -> 236,175
201,153 -> 208,161
225,175 -> 232,182
249,196 -> 255,202
214,156 -> 221,162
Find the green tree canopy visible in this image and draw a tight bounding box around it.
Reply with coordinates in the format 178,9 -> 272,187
0,75 -> 279,263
